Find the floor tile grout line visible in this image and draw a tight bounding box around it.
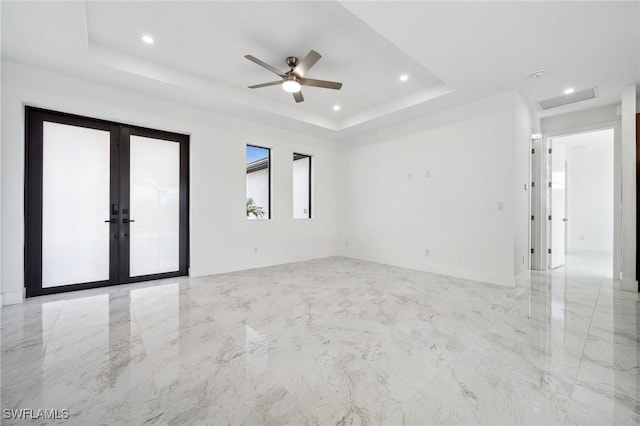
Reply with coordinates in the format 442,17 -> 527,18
561,275 -> 604,426
41,300 -> 65,357
126,296 -> 164,400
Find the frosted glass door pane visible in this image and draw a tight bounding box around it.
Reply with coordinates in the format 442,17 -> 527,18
42,122 -> 111,287
130,136 -> 180,277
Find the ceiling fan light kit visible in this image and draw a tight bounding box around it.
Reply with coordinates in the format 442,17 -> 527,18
245,49 -> 343,103
282,78 -> 302,93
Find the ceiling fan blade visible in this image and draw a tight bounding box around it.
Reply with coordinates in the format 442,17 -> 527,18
245,55 -> 286,77
248,81 -> 283,89
293,91 -> 304,103
292,50 -> 321,77
300,78 -> 342,90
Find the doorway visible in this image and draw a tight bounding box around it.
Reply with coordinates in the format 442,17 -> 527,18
548,128 -> 614,275
25,107 -> 189,297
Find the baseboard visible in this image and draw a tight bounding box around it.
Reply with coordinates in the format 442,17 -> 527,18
2,290 -> 24,305
190,251 -> 337,278
343,252 -> 516,288
620,278 -> 638,292
515,270 -> 531,285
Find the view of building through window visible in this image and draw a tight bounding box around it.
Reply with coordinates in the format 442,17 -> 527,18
246,145 -> 270,219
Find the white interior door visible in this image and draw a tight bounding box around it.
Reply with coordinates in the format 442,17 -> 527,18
551,143 -> 567,268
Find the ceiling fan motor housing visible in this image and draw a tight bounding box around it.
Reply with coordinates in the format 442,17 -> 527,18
286,56 -> 299,69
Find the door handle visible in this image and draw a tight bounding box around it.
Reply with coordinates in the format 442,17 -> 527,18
563,218 -> 568,222
122,218 -> 136,224
104,219 -> 117,223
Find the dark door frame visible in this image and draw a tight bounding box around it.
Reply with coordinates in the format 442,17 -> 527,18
25,106 -> 189,297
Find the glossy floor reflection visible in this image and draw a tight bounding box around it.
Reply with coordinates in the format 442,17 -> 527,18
1,254 -> 638,425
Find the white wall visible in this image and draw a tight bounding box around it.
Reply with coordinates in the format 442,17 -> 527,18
338,92 -> 530,287
1,61 -> 339,304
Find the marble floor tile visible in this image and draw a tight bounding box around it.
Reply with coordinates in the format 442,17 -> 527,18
1,253 -> 638,425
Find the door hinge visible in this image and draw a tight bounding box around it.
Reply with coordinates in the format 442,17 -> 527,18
531,148 -> 535,154
548,215 -> 552,220
548,248 -> 552,254
531,248 -> 535,254
531,215 -> 534,221
548,148 -> 552,154
548,182 -> 552,188
531,181 -> 535,188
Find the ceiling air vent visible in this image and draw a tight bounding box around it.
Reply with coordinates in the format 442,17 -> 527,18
537,87 -> 597,110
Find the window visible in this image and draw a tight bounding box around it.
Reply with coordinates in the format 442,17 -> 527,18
246,145 -> 270,219
293,153 -> 312,219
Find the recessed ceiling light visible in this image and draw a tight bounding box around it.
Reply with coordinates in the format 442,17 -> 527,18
400,74 -> 409,82
530,69 -> 545,79
333,105 -> 341,111
564,87 -> 575,95
141,35 -> 154,44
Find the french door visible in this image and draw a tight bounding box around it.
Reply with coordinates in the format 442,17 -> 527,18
25,107 -> 189,297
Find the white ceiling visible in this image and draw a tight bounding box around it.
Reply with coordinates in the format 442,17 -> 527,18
341,1 -> 640,117
2,1 -> 639,138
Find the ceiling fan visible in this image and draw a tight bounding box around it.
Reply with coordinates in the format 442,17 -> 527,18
245,50 -> 342,103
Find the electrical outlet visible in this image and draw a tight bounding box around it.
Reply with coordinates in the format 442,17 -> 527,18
497,202 -> 504,211
425,170 -> 431,178
408,172 -> 413,179
424,249 -> 430,257
580,235 -> 584,241
253,247 -> 258,254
